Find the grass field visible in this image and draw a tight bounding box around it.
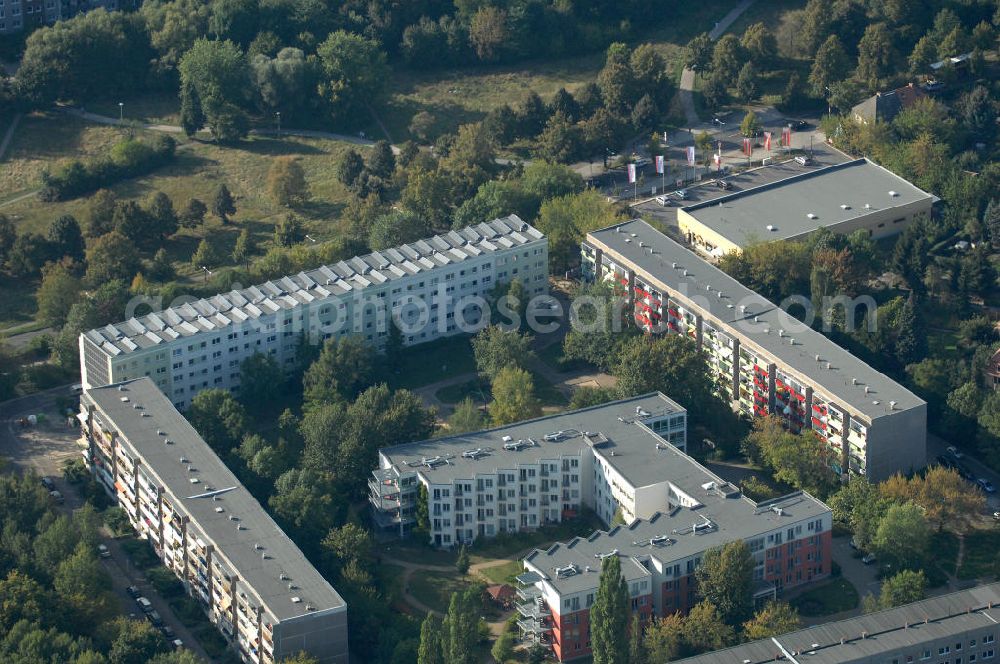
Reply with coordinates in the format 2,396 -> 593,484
957,530 -> 1000,580
408,571 -> 476,614
789,577 -> 859,617
436,378 -> 488,405
87,94 -> 183,126
477,560 -> 524,585
389,335 -> 478,391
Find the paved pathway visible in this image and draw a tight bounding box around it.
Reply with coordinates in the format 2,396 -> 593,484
677,0 -> 757,126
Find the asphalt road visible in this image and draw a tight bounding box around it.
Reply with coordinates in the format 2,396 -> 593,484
0,385 -> 210,662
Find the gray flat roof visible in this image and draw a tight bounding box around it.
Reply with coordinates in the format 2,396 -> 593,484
587,219 -> 925,421
83,216 -> 544,357
674,582 -> 1000,664
85,378 -> 346,621
380,393 -> 686,488
526,482 -> 829,596
681,158 -> 934,246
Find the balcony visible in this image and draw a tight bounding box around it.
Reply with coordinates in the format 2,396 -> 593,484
516,585 -> 541,602
517,599 -> 550,620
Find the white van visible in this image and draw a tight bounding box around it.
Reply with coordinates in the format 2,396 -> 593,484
794,155 -> 811,166
655,195 -> 672,207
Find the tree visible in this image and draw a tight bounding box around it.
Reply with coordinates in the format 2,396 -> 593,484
191,238 -> 220,270
591,554 -> 629,664
535,111 -> 582,163
828,476 -> 889,551
178,39 -> 251,140
46,214 -> 85,262
179,77 -> 205,137
456,544 -> 470,574
877,570 -> 926,609
985,199 -> 1000,249
883,467 -> 985,533
536,189 -> 621,274
273,213 -> 304,247
54,544 -> 116,632
908,35 -> 938,76
368,140 -> 395,179
238,352 -> 283,408
809,35 -> 850,97
178,198 -> 207,228
644,613 -> 684,661
740,109 -> 761,138
37,262 -> 82,327
597,43 -> 638,113
741,22 -> 776,67
302,336 -> 376,407
548,88 -> 580,122
630,94 -> 659,132
106,615 -> 169,664
321,523 -> 374,572
7,232 -> 53,277
186,388 -> 247,453
490,366 -> 540,426
85,232 -> 140,286
368,209 -> 434,251
743,417 -> 837,496
956,86 -> 996,138
316,31 -> 389,123
872,502 -> 929,569
337,149 -> 366,189
711,34 -> 744,85
702,72 -> 729,111
448,397 -> 486,434
409,111 -> 436,143
685,32 -> 713,70
469,6 -> 508,62
491,629 -> 514,664
0,214 -> 15,269
232,228 -> 256,268
893,296 -> 925,366
267,157 -> 309,206
857,23 -> 896,91
694,540 -> 754,625
417,613 -> 444,664
629,613 -> 648,664
146,191 -> 178,240
735,63 -> 758,103
742,601 -> 800,639
445,588 -> 479,664
471,326 -> 534,380
251,48 -> 314,117
212,184 -> 236,223
682,600 -> 734,654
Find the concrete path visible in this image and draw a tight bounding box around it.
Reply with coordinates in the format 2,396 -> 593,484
677,0 -> 757,126
0,112 -> 22,161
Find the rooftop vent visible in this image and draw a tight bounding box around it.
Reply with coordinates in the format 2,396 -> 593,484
889,190 -> 898,197
236,524 -> 245,531
120,396 -> 130,403
841,204 -> 851,210
852,378 -> 858,386
594,549 -> 619,560
555,564 -> 579,578
806,213 -> 817,220
501,435 -> 513,443
254,543 -> 263,550
189,478 -> 200,484
889,400 -> 897,410
815,354 -> 821,362
291,597 -> 302,604
671,262 -> 677,269
503,438 -> 537,452
544,431 -> 566,442
229,515 -> 239,521
279,573 -> 289,581
156,430 -> 165,436
864,386 -> 871,394
865,203 -> 872,210
778,329 -> 785,337
636,407 -> 650,417
462,448 -> 489,460
164,438 -> 173,444
180,457 -> 189,463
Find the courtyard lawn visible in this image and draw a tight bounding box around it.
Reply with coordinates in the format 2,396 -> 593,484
929,531 -> 960,577
389,335 -> 477,390
477,560 -> 524,585
436,379 -> 488,405
408,571 -> 477,614
789,577 -> 859,617
958,531 -> 1000,580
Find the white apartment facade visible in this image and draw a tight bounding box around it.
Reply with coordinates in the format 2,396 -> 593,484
80,216 -> 548,409
371,394 -> 687,547
80,378 -> 348,664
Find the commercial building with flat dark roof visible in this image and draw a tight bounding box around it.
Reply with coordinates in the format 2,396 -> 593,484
582,219 -> 926,480
674,581 -> 1000,664
677,158 -> 934,257
81,377 -> 347,664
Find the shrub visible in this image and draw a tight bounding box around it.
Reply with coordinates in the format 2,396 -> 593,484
38,136 -> 176,201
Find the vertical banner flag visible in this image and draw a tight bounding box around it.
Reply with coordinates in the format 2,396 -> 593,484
764,131 -> 772,151
686,146 -> 695,166
743,138 -> 752,157
713,153 -> 721,170
782,126 -> 792,147
627,163 -> 637,184
655,155 -> 664,174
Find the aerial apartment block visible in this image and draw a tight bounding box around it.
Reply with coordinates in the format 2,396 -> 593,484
80,377 -> 348,664
582,220 -> 926,480
80,216 -> 548,409
674,581 -> 1000,664
516,446 -> 831,660
0,0 -> 119,34
677,158 -> 934,258
371,393 -> 688,546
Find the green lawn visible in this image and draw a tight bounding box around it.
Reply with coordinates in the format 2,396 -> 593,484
408,571 -> 476,614
436,379 -> 488,405
533,371 -> 568,409
477,560 -> 524,585
958,531 -> 1000,580
929,531 -> 961,577
88,94 -> 182,126
389,335 -> 477,390
377,563 -> 408,604
0,273 -> 39,331
789,577 -> 859,617
471,511 -> 605,560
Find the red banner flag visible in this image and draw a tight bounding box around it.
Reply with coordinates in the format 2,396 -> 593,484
743,138 -> 752,157
782,126 -> 792,147
627,163 -> 636,184
764,131 -> 772,151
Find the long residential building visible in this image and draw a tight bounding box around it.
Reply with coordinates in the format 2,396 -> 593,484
674,581 -> 1000,664
582,219 -> 926,481
371,393 -> 689,546
80,377 -> 348,664
516,447 -> 831,661
80,216 -> 548,410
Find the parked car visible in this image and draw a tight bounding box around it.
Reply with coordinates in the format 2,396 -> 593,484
977,478 -> 996,494
161,626 -> 175,639
40,476 -> 55,491
126,585 -> 140,598
136,597 -> 153,613
794,155 -> 812,166
147,610 -> 163,627
849,538 -> 859,550
862,553 -> 877,565
993,511 -> 1000,521
714,179 -> 731,190
655,194 -> 673,207
171,639 -> 184,650
97,544 -> 111,559
921,80 -> 945,92
674,189 -> 688,200
70,383 -> 84,395
49,490 -> 64,504
947,445 -> 964,459
789,120 -> 810,131
955,464 -> 975,481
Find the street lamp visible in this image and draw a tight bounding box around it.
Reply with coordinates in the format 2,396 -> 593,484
200,266 -> 212,283
275,111 -> 281,137
304,234 -> 317,244
118,102 -> 124,124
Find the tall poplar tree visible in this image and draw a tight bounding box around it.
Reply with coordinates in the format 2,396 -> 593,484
591,555 -> 630,664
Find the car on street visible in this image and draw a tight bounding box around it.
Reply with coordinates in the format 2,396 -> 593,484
49,490 -> 64,504
126,585 -> 140,598
674,189 -> 688,200
171,639 -> 184,650
161,626 -> 175,639
655,195 -> 673,207
70,383 -> 84,395
40,476 -> 55,491
849,538 -> 859,549
788,120 -> 810,131
947,445 -> 964,459
714,179 -> 731,190
862,553 -> 877,565
136,597 -> 153,613
147,610 -> 163,627
977,478 -> 996,494
97,544 -> 111,559
794,155 -> 812,166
